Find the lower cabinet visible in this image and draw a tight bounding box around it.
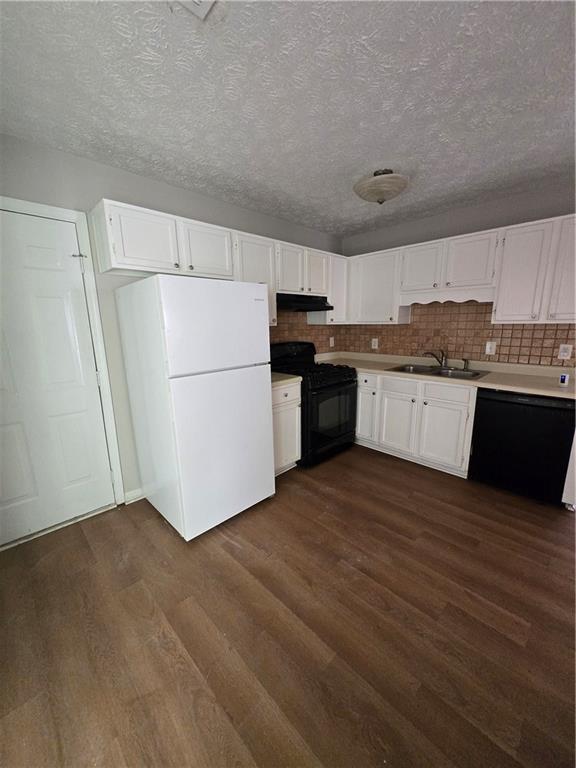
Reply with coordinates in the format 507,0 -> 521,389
356,375 -> 476,477
272,381 -> 301,475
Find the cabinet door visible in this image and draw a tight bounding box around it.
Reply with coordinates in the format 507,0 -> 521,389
547,217 -> 575,322
327,255 -> 348,323
377,392 -> 418,454
307,250 -> 329,295
177,219 -> 233,278
416,399 -> 468,469
493,222 -> 554,323
353,251 -> 400,323
356,387 -> 377,441
234,232 -> 277,325
272,402 -> 301,473
400,242 -> 444,291
444,231 -> 497,288
108,204 -> 180,272
277,243 -> 306,293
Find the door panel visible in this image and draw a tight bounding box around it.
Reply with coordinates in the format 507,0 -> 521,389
444,231 -> 497,288
353,251 -> 399,323
401,242 -> 444,291
378,392 -> 417,453
277,243 -> 305,293
356,387 -> 377,440
547,217 -> 575,322
328,256 -> 348,323
1,211 -> 114,545
178,219 -> 233,278
273,403 -> 301,472
234,232 -> 277,325
307,250 -> 329,295
109,204 -> 180,272
417,399 -> 468,469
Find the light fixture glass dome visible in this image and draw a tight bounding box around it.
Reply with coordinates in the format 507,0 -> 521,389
353,169 -> 408,204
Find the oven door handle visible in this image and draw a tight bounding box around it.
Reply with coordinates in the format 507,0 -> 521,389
310,379 -> 358,395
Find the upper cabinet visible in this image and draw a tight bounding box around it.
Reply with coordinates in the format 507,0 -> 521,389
399,232 -> 497,302
177,218 -> 233,278
233,232 -> 277,326
546,217 -> 575,322
348,250 -> 410,325
307,254 -> 348,325
307,250 -> 330,295
276,245 -> 329,295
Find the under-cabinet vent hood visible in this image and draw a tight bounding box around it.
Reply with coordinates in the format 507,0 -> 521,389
276,293 -> 334,312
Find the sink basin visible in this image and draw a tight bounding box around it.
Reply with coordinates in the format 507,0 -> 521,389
390,364 -> 438,374
435,369 -> 486,380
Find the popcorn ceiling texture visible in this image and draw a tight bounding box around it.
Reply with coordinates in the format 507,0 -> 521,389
270,304 -> 576,366
0,1 -> 573,237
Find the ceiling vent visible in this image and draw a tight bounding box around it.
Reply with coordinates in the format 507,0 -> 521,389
353,169 -> 409,205
172,1 -> 216,20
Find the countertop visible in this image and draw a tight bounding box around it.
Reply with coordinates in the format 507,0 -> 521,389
327,356 -> 576,400
271,372 -> 302,387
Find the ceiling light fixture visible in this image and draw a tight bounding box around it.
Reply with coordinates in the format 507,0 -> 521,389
353,169 -> 409,205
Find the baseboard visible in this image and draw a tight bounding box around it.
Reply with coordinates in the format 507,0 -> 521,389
124,488 -> 145,504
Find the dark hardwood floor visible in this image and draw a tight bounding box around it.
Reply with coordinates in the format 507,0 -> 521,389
1,445 -> 574,768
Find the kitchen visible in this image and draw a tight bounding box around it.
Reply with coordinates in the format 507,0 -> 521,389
1,2 -> 574,767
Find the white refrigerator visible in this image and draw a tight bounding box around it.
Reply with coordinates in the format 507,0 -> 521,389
116,275 -> 275,541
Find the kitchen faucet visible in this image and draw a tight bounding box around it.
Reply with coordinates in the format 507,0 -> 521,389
423,349 -> 448,367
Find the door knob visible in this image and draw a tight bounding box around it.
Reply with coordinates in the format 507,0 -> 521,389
411,398 -> 416,403
188,265 -> 194,270
423,401 -> 428,405
433,282 -> 438,288
446,281 -> 451,286
174,262 -> 180,268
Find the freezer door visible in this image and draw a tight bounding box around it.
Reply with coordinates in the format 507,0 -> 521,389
170,364 -> 275,540
157,275 -> 270,377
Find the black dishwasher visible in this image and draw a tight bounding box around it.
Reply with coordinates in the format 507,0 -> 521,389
468,389 -> 575,504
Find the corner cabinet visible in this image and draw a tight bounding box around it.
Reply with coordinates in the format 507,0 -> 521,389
233,232 -> 277,326
276,245 -> 330,296
356,374 -> 477,478
307,254 -> 348,325
272,380 -> 301,475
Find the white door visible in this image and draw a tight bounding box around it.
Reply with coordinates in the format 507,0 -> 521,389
493,222 -> 554,322
158,276 -> 270,377
177,219 -> 234,279
443,231 -> 497,289
170,365 -> 275,541
233,232 -> 277,325
327,256 -> 348,323
353,251 -> 399,323
1,211 -> 114,545
273,402 -> 301,473
378,391 -> 417,454
416,399 -> 468,469
108,203 -> 180,272
307,250 -> 329,295
547,217 -> 575,322
277,243 -> 305,293
356,387 -> 377,440
400,242 -> 444,291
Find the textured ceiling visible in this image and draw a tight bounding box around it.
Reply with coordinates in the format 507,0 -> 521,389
0,1 -> 574,236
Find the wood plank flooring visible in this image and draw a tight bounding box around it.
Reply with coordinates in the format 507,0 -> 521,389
1,445 -> 574,767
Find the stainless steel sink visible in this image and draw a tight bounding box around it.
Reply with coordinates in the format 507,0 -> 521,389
389,365 -> 488,380
390,364 -> 438,374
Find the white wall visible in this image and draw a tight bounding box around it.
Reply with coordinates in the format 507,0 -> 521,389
0,134 -> 339,496
341,182 -> 575,255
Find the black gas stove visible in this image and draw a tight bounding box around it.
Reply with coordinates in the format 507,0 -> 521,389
271,342 -> 357,466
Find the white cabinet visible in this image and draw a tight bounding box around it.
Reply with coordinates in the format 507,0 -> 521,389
233,232 -> 277,326
356,386 -> 378,441
493,221 -> 555,323
546,217 -> 575,322
401,242 -> 444,291
356,374 -> 476,477
348,250 -> 410,324
444,231 -> 497,289
416,399 -> 468,468
94,201 -> 180,273
272,381 -> 301,475
307,254 -> 348,325
177,218 -> 233,279
307,250 -> 330,295
378,391 -> 417,454
276,243 -> 306,293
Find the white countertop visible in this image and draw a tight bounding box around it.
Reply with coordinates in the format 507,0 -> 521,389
271,372 -> 302,387
325,356 -> 576,400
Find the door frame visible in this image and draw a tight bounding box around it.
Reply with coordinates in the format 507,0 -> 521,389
1,196 -> 125,505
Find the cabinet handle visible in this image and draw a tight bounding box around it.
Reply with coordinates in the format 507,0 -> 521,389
372,392 -> 376,396
174,262 -> 180,269
423,401 -> 428,405
284,393 -> 288,397
433,282 -> 438,288
308,288 -> 312,292
363,379 -> 368,383
411,398 -> 416,403
446,281 -> 451,286
549,313 -> 556,319
531,313 -> 537,319
188,265 -> 194,270
271,317 -> 277,323
389,316 -> 393,321
330,318 -> 334,322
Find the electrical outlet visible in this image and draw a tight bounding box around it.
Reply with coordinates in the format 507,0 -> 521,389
329,336 -> 335,348
371,338 -> 379,350
558,344 -> 573,360
485,341 -> 497,355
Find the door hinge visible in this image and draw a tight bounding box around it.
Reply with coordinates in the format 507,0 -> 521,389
95,369 -> 102,388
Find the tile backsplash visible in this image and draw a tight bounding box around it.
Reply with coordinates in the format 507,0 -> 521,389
270,303 -> 575,366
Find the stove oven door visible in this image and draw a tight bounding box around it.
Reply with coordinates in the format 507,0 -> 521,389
302,380 -> 357,465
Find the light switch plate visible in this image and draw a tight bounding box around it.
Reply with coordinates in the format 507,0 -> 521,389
558,344 -> 573,360
371,338 -> 379,350
329,336 -> 335,348
485,341 -> 497,355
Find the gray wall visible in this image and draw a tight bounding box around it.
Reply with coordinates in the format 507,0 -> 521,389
0,134 -> 338,496
341,183 -> 575,255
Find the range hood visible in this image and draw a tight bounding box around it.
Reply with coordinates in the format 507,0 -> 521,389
276,293 -> 334,312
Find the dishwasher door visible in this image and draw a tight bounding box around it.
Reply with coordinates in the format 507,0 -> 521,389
469,389 -> 575,504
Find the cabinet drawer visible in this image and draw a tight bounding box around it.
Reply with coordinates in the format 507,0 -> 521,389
272,383 -> 301,406
357,373 -> 378,388
422,381 -> 472,404
379,375 -> 419,396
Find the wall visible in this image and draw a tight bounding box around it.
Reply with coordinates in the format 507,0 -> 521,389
0,134 -> 338,495
341,182 -> 575,255
271,303 -> 575,366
